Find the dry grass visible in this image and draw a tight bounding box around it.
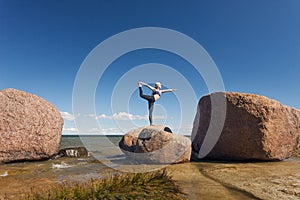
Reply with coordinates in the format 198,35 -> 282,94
25,169 -> 185,200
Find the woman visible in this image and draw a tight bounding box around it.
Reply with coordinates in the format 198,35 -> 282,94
138,81 -> 176,125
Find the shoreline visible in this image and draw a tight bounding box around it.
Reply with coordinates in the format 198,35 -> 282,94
0,155 -> 299,200
1,135 -> 299,199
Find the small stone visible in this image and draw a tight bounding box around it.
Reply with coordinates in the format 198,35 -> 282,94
57,147 -> 89,158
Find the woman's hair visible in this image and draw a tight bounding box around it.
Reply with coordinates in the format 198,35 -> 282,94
155,82 -> 161,89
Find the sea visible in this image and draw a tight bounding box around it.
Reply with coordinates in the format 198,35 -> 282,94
0,135 -> 299,200
60,135 -> 122,148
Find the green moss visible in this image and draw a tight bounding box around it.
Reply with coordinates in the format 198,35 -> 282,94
26,169 -> 185,200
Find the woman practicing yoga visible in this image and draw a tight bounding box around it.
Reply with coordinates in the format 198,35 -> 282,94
138,81 -> 176,125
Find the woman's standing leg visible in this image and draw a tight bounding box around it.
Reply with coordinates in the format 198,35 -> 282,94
148,101 -> 154,125
139,86 -> 155,125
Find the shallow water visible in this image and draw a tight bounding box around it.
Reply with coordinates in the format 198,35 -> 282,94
0,136 -> 299,200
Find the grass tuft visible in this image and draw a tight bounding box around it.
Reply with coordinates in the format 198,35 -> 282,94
25,169 -> 185,200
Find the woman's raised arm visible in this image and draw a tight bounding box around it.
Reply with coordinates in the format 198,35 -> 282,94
161,88 -> 176,93
140,82 -> 156,91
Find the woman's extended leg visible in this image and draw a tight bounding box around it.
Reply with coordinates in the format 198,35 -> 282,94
139,87 -> 154,101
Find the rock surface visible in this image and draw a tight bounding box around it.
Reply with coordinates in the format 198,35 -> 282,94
292,146 -> 300,157
57,147 -> 89,158
119,125 -> 191,164
168,159 -> 300,200
0,88 -> 63,163
192,92 -> 300,161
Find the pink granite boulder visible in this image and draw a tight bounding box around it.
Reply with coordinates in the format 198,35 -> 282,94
0,88 -> 63,163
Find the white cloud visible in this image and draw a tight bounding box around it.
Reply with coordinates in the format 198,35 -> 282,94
63,127 -> 78,133
62,126 -> 122,135
60,111 -> 167,135
83,114 -> 97,119
60,111 -> 166,122
97,112 -> 165,121
96,114 -> 110,120
60,111 -> 75,121
99,127 -> 123,134
112,112 -> 142,120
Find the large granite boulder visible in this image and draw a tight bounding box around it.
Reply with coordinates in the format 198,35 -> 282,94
0,88 -> 63,163
192,92 -> 300,161
292,147 -> 300,157
119,125 -> 191,164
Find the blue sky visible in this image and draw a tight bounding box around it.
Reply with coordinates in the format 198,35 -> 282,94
1,0 -> 299,135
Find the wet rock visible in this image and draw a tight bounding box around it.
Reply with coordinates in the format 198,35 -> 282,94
192,92 -> 300,161
0,88 -> 63,163
57,147 -> 89,158
119,125 -> 191,164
